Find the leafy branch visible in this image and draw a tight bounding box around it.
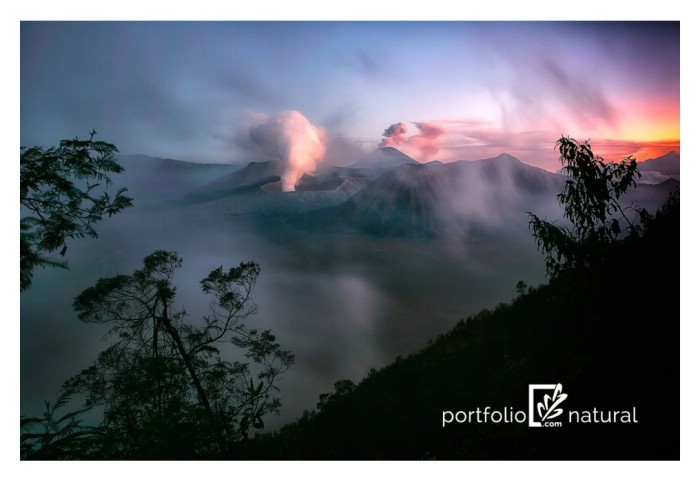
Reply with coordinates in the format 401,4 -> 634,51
20,130 -> 133,290
20,391 -> 96,459
58,250 -> 294,457
528,136 -> 643,278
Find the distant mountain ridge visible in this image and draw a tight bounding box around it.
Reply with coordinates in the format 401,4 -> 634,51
116,151 -> 677,239
638,151 -> 680,175
116,154 -> 239,203
636,151 -> 680,185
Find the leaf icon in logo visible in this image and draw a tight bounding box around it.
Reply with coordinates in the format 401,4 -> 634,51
547,408 -> 564,420
553,383 -> 563,398
537,394 -> 551,418
537,401 -> 546,418
539,384 -> 568,422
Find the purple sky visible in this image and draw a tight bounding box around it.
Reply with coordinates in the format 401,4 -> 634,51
21,21 -> 679,170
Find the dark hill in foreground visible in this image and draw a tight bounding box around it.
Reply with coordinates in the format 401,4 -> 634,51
239,192 -> 679,460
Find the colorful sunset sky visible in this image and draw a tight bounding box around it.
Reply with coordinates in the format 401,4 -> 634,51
20,21 -> 679,171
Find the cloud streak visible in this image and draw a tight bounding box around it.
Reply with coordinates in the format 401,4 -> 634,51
492,53 -> 621,138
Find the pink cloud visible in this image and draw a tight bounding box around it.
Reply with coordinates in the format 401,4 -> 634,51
378,121 -> 447,161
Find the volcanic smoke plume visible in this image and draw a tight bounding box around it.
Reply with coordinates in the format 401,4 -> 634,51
243,110 -> 326,191
379,122 -> 409,147
379,121 -> 445,161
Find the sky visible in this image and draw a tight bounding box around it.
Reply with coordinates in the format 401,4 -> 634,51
20,21 -> 679,171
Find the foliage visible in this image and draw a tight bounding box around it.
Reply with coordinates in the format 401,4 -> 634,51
20,391 -> 96,459
527,136 -> 641,277
45,250 -> 294,459
316,379 -> 356,412
20,130 -> 133,290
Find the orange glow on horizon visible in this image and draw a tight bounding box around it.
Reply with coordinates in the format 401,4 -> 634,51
613,98 -> 679,149
592,138 -> 680,163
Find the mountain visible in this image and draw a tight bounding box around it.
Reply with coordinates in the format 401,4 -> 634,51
637,151 -> 680,184
174,149 -> 419,213
119,152 -> 677,240
638,151 -> 680,175
296,154 -> 565,237
622,178 -> 679,212
350,147 -> 421,169
180,160 -> 381,216
116,154 -> 239,203
187,159 -> 283,201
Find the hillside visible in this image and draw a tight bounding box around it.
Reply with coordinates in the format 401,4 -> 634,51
295,154 -> 565,237
116,155 -> 239,203
638,151 -> 680,175
239,191 -> 680,460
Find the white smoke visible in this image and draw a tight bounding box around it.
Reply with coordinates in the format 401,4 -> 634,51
243,110 -> 326,192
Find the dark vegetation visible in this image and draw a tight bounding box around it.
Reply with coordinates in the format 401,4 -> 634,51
20,136 -> 294,460
20,136 -> 679,459
20,130 -> 133,291
21,251 -> 294,459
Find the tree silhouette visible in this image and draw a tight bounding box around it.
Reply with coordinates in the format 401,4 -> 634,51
316,379 -> 356,412
528,136 -> 642,278
20,130 -> 133,290
22,250 -> 295,459
20,391 -> 95,460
